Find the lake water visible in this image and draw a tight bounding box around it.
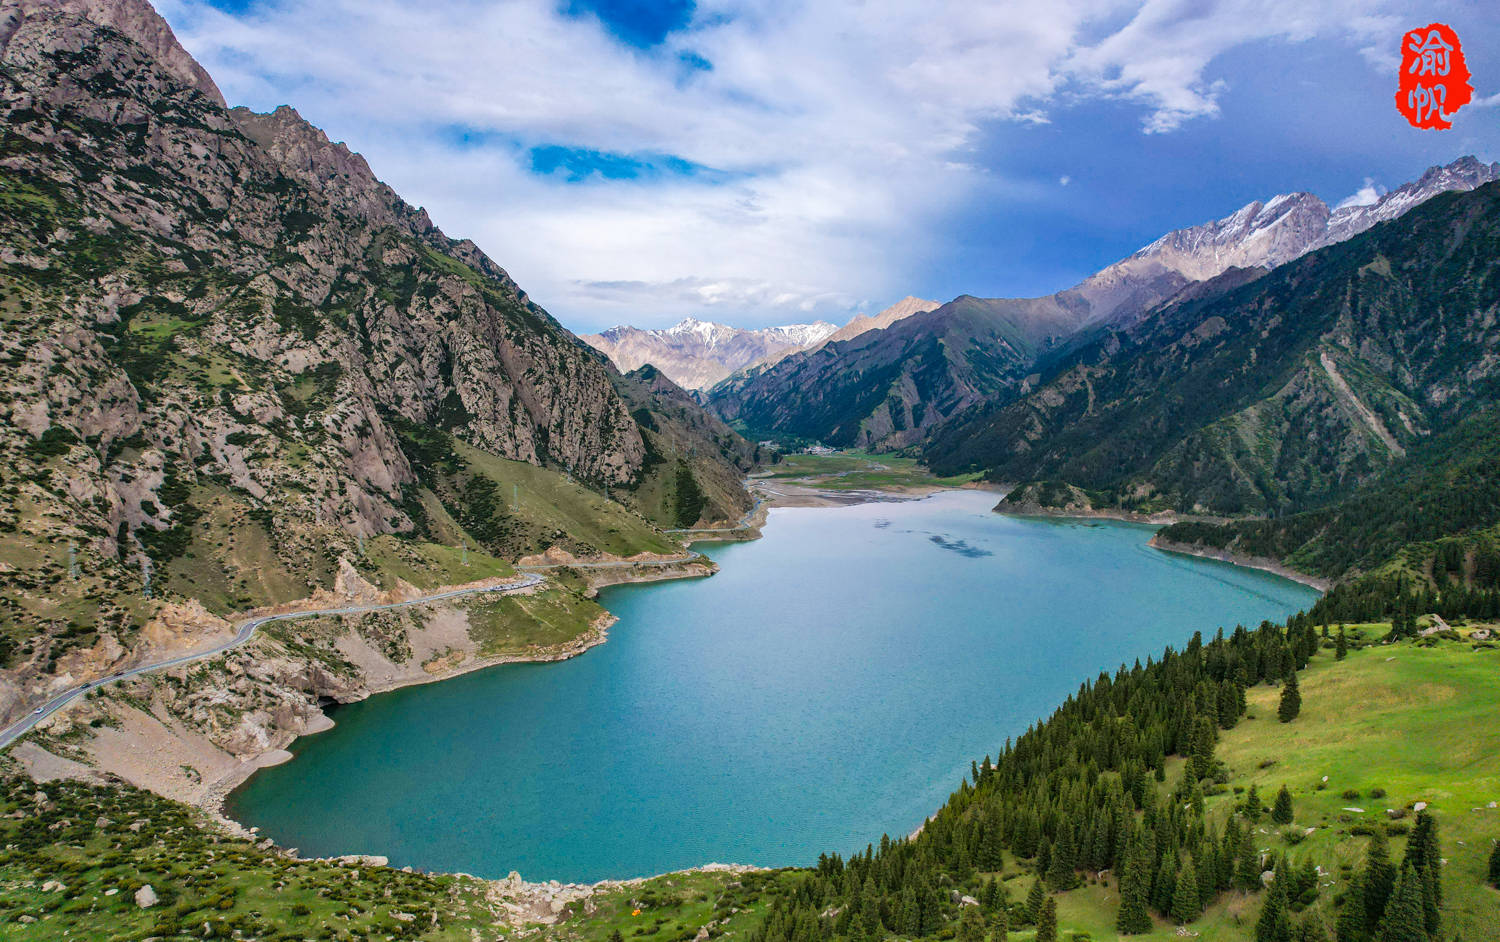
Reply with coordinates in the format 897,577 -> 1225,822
227,490 -> 1317,882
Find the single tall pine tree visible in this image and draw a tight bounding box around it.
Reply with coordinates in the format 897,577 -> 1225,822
1335,869 -> 1367,942
1115,850 -> 1153,935
1336,626 -> 1348,660
1170,858 -> 1203,924
1272,785 -> 1295,825
1375,863 -> 1429,942
1025,878 -> 1046,925
1035,896 -> 1058,942
1255,874 -> 1291,942
958,905 -> 985,942
1047,822 -> 1079,890
1299,911 -> 1331,942
1364,829 -> 1397,934
992,899 -> 1009,940
1279,670 -> 1302,723
1489,839 -> 1500,888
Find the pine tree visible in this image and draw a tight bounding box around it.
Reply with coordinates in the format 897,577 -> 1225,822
1272,785 -> 1295,825
1151,851 -> 1178,915
1246,785 -> 1264,821
900,884 -> 919,936
610,932 -> 624,942
958,905 -> 985,942
1047,822 -> 1078,889
1336,626 -> 1348,660
991,900 -> 1009,940
1299,911 -> 1331,942
1488,839 -> 1500,888
1404,811 -> 1442,912
861,880 -> 881,940
1375,863 -> 1429,942
1035,896 -> 1058,942
1115,850 -> 1153,935
1024,878 -> 1046,925
1278,671 -> 1302,723
1235,823 -> 1263,891
1364,829 -> 1397,934
1336,869 -> 1367,942
1170,858 -> 1202,924
1419,862 -> 1439,937
1256,874 -> 1292,942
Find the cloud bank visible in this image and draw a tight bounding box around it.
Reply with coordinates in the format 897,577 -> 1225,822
158,0 -> 1415,331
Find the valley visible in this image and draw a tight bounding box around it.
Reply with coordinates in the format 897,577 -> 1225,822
2,2 -> 1499,941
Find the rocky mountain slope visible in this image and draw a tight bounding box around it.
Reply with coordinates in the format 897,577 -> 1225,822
926,181 -> 1500,525
0,0 -> 750,724
804,295 -> 938,350
582,316 -> 837,390
710,158 -> 1500,450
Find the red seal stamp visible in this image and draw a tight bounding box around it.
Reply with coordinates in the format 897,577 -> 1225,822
1396,23 -> 1472,129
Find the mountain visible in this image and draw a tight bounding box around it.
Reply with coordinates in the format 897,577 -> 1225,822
808,296 -> 939,349
0,0 -> 750,716
710,157 -> 1500,450
582,317 -> 837,390
710,293 -> 1097,448
926,180 -> 1500,524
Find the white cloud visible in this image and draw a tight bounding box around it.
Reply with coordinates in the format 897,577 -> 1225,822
1059,175 -> 1072,186
156,0 -> 1402,331
1336,176 -> 1383,209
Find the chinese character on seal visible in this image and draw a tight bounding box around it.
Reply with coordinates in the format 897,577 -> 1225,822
1396,23 -> 1472,129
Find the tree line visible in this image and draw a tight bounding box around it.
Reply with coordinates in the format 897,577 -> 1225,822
749,611 -> 1456,942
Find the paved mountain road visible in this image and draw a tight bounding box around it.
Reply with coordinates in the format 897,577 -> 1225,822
0,573 -> 546,751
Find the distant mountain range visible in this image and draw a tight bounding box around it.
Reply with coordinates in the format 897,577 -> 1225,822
708,156 -> 1500,450
583,318 -> 837,390
581,297 -> 941,391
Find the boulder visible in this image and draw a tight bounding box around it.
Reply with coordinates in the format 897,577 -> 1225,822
135,884 -> 159,908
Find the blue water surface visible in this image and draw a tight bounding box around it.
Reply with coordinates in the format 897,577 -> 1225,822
227,490 -> 1317,882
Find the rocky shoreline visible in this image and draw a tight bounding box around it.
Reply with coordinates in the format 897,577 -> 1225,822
1146,536 -> 1331,591
12,550 -> 719,833
991,493 -> 1329,592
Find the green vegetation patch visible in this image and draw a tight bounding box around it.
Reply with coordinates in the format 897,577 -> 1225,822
462,585 -> 606,656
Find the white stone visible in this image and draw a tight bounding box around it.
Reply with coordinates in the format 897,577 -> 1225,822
135,885 -> 159,908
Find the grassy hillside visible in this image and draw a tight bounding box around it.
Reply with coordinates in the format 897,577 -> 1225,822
392,418 -> 678,561
1014,628 -> 1500,941
0,771 -> 797,941
748,615 -> 1499,942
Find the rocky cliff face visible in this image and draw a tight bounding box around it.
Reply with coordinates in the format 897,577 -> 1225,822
710,158 -> 1500,451
0,1 -> 745,719
583,317 -> 837,390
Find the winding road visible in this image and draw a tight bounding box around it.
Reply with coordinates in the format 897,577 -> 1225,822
0,573 -> 546,751
0,486 -> 774,751
663,488 -> 769,537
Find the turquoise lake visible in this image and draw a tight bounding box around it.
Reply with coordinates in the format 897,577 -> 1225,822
227,490 -> 1318,882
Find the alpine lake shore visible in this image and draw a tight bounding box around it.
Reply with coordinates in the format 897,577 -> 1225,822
4,451 -> 1497,941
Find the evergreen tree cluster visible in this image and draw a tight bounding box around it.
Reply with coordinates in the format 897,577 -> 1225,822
1332,814 -> 1444,942
750,620 -> 1326,942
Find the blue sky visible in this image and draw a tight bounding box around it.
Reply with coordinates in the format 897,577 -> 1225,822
161,1 -> 1500,332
